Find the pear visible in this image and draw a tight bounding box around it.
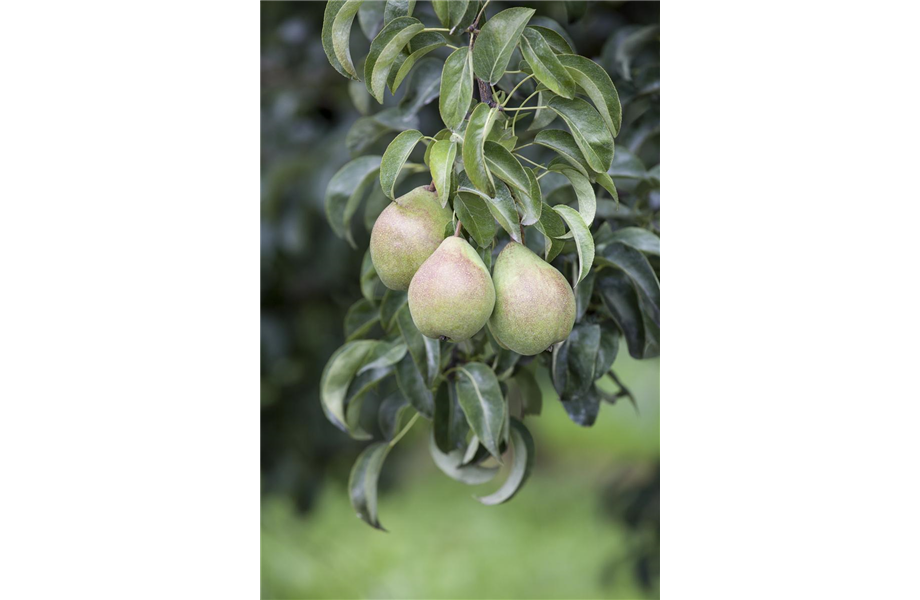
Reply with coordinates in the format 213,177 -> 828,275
370,186 -> 453,291
489,241 -> 576,355
408,236 -> 496,341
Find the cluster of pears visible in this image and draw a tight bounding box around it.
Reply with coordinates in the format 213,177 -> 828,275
369,185 -> 576,355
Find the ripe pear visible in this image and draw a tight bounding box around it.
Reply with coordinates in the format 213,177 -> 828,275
489,241 -> 576,355
369,186 -> 453,291
408,236 -> 496,342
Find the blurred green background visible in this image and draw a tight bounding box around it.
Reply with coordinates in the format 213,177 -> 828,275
261,2 -> 659,598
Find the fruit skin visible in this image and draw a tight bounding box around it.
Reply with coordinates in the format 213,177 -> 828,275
369,186 -> 454,291
489,241 -> 576,356
408,236 -> 496,342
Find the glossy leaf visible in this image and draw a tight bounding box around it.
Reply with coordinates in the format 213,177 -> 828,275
455,190 -> 496,248
323,1 -> 359,79
345,298 -> 380,340
325,155 -> 382,246
432,0 -> 471,33
512,168 -> 543,226
465,180 -> 520,243
391,33 -> 447,94
575,268 -> 597,322
471,7 -> 535,83
529,16 -> 576,53
594,170 -> 619,207
435,380 -> 470,452
534,129 -> 590,178
529,25 -> 573,54
320,340 -> 378,432
513,369 -> 542,416
476,418 -> 535,505
534,202 -> 565,262
331,0 -> 366,80
549,96 -> 614,173
395,351 -> 434,418
529,90 -> 558,130
596,269 -> 646,359
609,227 -> 660,255
455,362 -> 506,460
600,242 -> 660,326
463,103 -> 498,195
550,163 -> 595,226
383,0 -> 415,24
357,338 -> 407,374
396,56 -> 443,115
595,320 -> 620,376
567,323 -> 600,392
349,442 -> 390,530
379,289 -> 407,332
379,129 -> 422,199
520,28 -> 575,98
560,386 -> 601,427
439,47 -> 474,131
364,16 -> 425,103
558,54 -> 622,137
395,304 -> 440,388
429,139 -> 457,208
423,128 -> 452,167
607,146 -> 647,180
484,141 -> 530,196
429,429 -> 499,485
379,391 -> 411,440
553,205 -> 595,286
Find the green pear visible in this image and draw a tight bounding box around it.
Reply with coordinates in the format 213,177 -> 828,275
489,241 -> 576,355
408,236 -> 496,341
369,186 -> 453,291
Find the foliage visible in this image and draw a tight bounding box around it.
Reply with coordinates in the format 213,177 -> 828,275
318,0 -> 660,530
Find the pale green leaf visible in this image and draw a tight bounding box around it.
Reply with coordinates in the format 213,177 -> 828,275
324,155 -> 382,246
462,103 -> 498,195
484,141 -> 530,196
348,442 -> 390,530
320,340 -> 378,432
429,139 -> 457,208
476,418 -> 534,505
429,429 -> 499,485
471,7 -> 535,83
553,205 -> 595,286
520,28 -> 575,98
549,163 -> 595,226
549,96 -> 614,173
558,54 -> 622,137
455,362 -> 506,460
390,32 -> 447,94
380,129 -> 422,199
331,0 -> 365,80
439,47 -> 474,131
364,16 -> 424,103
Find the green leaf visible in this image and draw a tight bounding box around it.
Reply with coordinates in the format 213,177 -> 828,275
429,139 -> 457,208
364,16 -> 425,103
511,369 -> 542,416
549,163 -> 595,227
609,227 -> 660,255
552,205 -> 595,286
596,270 -> 647,360
345,298 -> 380,340
432,0 -> 471,33
595,320 -> 620,376
534,202 -> 565,261
435,380 -> 469,452
379,391 -> 412,440
575,268 -> 596,322
455,363 -> 506,460
330,0 -> 365,80
462,103 -> 498,195
423,128 -> 452,167
565,0 -> 588,23
395,304 -> 440,389
348,442 -> 390,530
512,168 -> 542,226
349,78 -> 372,115
529,25 -> 573,54
455,190 -> 496,249
390,32 -> 447,94
379,289 -> 407,332
325,155 -> 382,247
395,351 -> 434,418
485,181 -> 522,243
528,90 -> 558,131
520,28 -> 575,98
558,54 -> 622,137
472,7 -> 535,82
320,340 -> 378,432
396,56 -> 442,116
360,249 -> 384,304
439,47 -> 474,131
607,146 -> 647,180
549,96 -> 614,173
594,171 -> 619,207
484,141 -> 530,197
614,24 -> 659,80
476,418 -> 535,505
358,338 -> 407,374
429,428 -> 499,485
345,108 -> 419,157
358,0 -> 385,40
534,130 -> 589,178
567,323 -> 600,392
599,242 -> 660,326
379,129 -> 422,199
529,16 -> 576,53
383,0 -> 415,24
323,1 -> 357,79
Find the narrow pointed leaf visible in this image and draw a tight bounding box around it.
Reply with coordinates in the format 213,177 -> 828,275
383,0 -> 415,24
325,156 -> 383,246
512,168 -> 542,226
357,339 -> 407,374
600,242 -> 660,325
594,170 -> 619,207
549,96 -> 614,173
358,0 -> 385,40
609,227 -> 660,255
348,442 -> 390,530
476,418 -> 535,505
484,141 -> 530,196
472,7 -> 535,83
595,320 -> 620,376
323,1 -> 357,79
520,28 -> 575,98
379,289 -> 407,332
396,56 -> 442,115
395,351 -> 434,418
364,16 -> 424,103
435,381 -> 470,452
558,54 -> 622,137
429,139 -> 457,208
390,32 -> 447,93
424,128 -> 452,167
455,363 -> 506,460
529,25 -> 573,54
485,181 -> 522,243
455,191 -> 496,248
462,103 -> 498,195
379,392 -> 412,440
380,129 -> 422,199
515,369 -> 542,416
320,340 -> 378,432
429,429 -> 499,484
534,130 -> 590,178
439,47 -> 474,131
529,90 -> 558,130
553,205 -> 595,286
331,0 -> 365,80
596,270 -> 646,359
534,202 -> 566,261
395,304 -> 440,389
345,298 -> 380,340
549,163 -> 595,226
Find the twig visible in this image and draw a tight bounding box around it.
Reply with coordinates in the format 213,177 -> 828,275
454,220 -> 463,237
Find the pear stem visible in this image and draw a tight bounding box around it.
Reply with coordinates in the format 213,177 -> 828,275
427,180 -> 436,192
454,220 -> 463,237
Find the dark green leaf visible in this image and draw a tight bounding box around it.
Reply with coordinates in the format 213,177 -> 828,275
560,386 -> 601,427
383,0 -> 415,24
529,25 -> 573,54
520,28 -> 575,98
567,323 -> 600,392
558,54 -> 622,137
575,268 -> 596,322
379,391 -> 412,440
462,103 -> 498,195
349,442 -> 390,530
528,90 -> 558,130
511,168 -> 542,226
325,155 -> 382,246
549,96 -> 614,173
534,129 -> 590,178
484,141 -> 530,197
607,146 -> 647,180
476,418 -> 535,504
529,16 -> 576,53
549,163 -> 595,226
534,201 -> 565,261
455,362 -> 506,460
360,248 -> 385,304
595,320 -> 620,376
594,171 -> 619,207
395,351 -> 434,418
455,189 -> 497,248
323,0 -> 362,80
596,270 -> 646,359
461,178 -> 521,243
428,139 -> 457,208
396,55 -> 443,114
609,227 -> 660,255
564,0 -> 587,23
379,289 -> 407,332
439,47 -> 474,131
472,7 -> 535,83
553,205 -> 595,286
357,338 -> 407,374
380,129 -> 423,199
358,0 -> 385,40
432,0 -> 471,33
320,340 -> 378,432
345,298 -> 380,341
395,304 -> 440,389
600,242 -> 660,326
429,428 -> 499,485
434,380 -> 470,452
614,24 -> 659,80
345,108 -> 419,157
364,16 -> 425,103
391,34 -> 447,94
512,369 -> 542,416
